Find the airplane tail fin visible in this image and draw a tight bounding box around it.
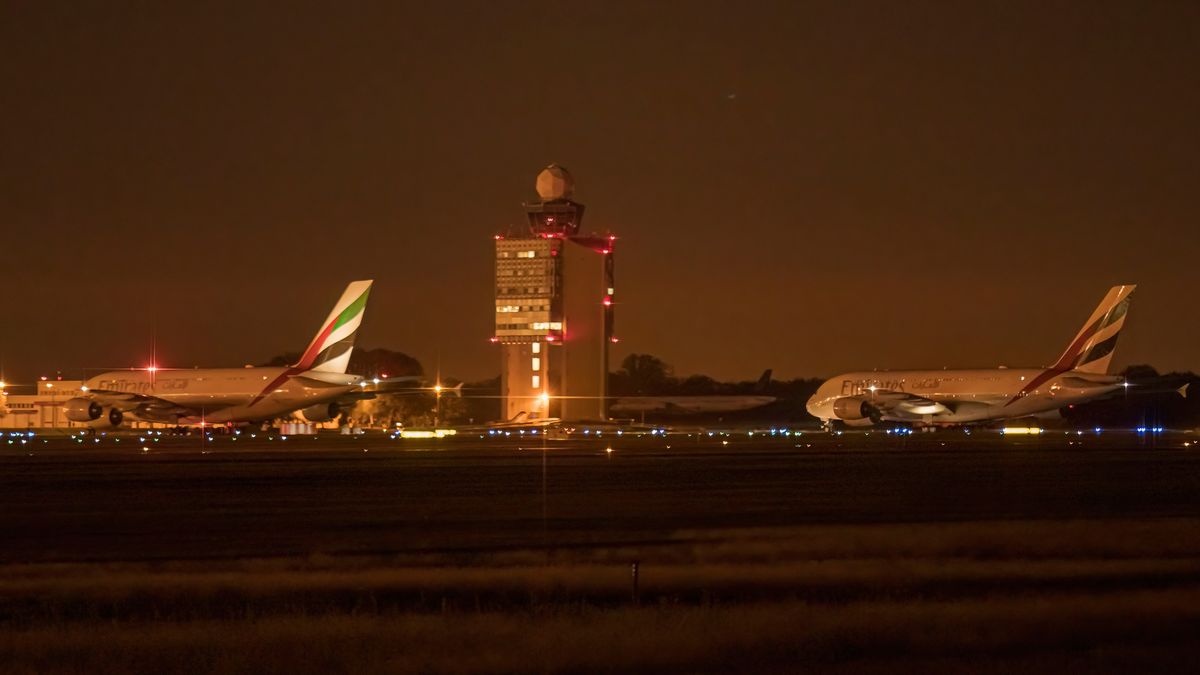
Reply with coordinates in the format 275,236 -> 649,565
1053,285 -> 1135,375
754,369 -> 773,392
293,280 -> 373,374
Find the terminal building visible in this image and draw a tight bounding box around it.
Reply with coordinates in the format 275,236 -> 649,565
0,380 -> 87,429
494,166 -> 614,422
0,378 -> 170,430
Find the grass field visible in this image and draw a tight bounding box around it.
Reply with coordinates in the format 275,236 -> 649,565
2,435 -> 1199,672
3,519 -> 1200,673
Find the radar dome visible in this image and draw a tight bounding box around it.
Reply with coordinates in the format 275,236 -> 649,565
535,164 -> 575,201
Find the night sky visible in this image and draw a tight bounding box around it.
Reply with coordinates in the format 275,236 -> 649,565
2,1 -> 1197,386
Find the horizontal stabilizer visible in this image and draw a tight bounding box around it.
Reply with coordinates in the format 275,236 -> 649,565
1059,375 -> 1122,389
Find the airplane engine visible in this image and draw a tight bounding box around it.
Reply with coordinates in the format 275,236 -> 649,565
300,402 -> 341,423
86,407 -> 125,428
832,396 -> 880,423
64,398 -> 103,422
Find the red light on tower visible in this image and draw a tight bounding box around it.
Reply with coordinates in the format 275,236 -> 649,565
602,296 -> 613,307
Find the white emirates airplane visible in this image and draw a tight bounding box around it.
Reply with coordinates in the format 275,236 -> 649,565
807,285 -> 1140,429
65,281 -> 375,428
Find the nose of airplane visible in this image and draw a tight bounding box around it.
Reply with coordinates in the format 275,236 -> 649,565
804,393 -> 823,419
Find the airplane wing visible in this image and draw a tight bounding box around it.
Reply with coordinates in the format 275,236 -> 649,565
862,390 -> 953,419
86,389 -> 203,422
859,390 -> 1012,421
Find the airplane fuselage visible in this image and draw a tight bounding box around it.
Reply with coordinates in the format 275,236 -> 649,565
85,368 -> 363,424
806,368 -> 1123,426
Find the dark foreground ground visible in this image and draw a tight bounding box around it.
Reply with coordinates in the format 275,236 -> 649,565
1,430 -> 1199,673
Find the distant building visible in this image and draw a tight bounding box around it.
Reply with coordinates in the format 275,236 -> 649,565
1,380 -> 88,429
494,166 -> 615,422
0,379 -> 163,430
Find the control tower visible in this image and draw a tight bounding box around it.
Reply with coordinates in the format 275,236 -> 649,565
494,165 -> 614,422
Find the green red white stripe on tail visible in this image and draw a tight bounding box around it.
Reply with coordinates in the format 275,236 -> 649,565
1004,284 -> 1134,406
249,280 -> 372,407
295,280 -> 373,374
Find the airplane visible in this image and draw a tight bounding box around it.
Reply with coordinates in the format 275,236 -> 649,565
806,285 -> 1145,429
488,411 -> 560,429
439,412 -> 562,438
610,369 -> 777,416
64,280 -> 376,429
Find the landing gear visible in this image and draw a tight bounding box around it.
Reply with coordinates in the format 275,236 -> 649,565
865,405 -> 884,426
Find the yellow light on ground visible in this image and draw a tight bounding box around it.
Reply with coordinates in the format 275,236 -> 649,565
400,429 -> 458,439
1001,427 -> 1043,435
539,392 -> 550,407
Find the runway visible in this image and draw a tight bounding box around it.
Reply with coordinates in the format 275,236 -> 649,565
3,431 -> 1197,563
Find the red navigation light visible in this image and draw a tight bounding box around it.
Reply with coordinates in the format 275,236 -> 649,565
602,296 -> 613,306
493,234 -> 503,240
381,373 -> 389,379
610,336 -> 620,343
545,335 -> 556,342
488,336 -> 499,343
